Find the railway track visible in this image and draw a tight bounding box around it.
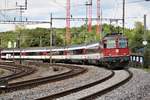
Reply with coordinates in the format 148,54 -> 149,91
79,69 -> 133,100
0,64 -> 87,93
0,64 -> 36,81
36,69 -> 132,100
0,65 -> 21,80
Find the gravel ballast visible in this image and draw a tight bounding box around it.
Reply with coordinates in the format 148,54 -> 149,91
96,68 -> 150,100
10,65 -> 69,83
57,70 -> 128,100
0,65 -> 111,100
1,66 -> 149,100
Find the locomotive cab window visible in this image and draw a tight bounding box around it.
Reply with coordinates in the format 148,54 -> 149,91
119,38 -> 127,48
106,39 -> 116,48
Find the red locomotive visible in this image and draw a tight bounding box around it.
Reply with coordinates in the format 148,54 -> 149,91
102,33 -> 130,68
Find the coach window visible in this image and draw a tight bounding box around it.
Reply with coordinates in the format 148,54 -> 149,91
27,52 -> 38,55
59,51 -> 64,55
15,53 -> 20,55
119,38 -> 127,48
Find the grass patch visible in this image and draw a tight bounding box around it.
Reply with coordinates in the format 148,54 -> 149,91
0,70 -> 5,75
143,67 -> 150,72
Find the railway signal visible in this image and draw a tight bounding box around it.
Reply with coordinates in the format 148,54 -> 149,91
142,41 -> 148,46
0,79 -> 8,89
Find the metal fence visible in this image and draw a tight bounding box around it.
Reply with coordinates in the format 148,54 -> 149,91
130,54 -> 144,67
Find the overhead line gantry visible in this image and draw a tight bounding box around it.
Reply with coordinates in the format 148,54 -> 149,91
66,0 -> 71,45
0,17 -> 122,24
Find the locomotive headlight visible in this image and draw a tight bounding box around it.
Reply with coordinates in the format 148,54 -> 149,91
116,49 -> 119,53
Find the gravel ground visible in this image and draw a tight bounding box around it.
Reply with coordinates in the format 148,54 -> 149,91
96,68 -> 150,100
0,65 -> 111,100
10,65 -> 70,83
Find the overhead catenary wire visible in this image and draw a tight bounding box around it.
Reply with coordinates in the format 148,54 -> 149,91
0,0 -> 149,29
126,0 -> 147,4
112,0 -> 120,27
117,0 -> 150,5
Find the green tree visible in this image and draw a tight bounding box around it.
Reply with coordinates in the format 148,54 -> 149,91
130,22 -> 150,68
130,22 -> 144,52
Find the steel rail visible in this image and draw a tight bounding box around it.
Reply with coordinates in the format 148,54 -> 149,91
0,65 -> 22,80
79,69 -> 133,100
0,64 -> 36,81
36,69 -> 132,100
0,64 -> 87,93
35,68 -> 114,100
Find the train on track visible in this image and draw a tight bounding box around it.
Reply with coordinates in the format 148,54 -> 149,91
0,33 -> 130,69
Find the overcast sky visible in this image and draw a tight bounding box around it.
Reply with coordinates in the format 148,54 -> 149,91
0,0 -> 150,32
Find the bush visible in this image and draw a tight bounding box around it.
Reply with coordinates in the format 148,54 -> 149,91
0,70 -> 5,75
